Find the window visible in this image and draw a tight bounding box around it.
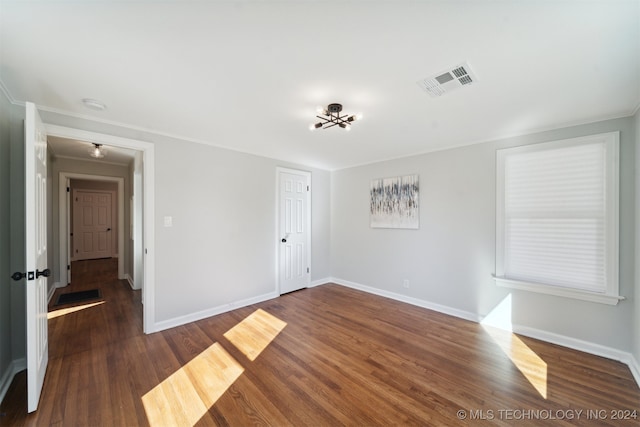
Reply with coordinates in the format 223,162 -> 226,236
494,132 -> 622,305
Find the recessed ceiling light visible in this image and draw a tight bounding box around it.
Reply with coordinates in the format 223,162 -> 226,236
82,98 -> 107,111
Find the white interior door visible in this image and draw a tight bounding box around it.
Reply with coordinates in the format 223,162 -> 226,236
278,168 -> 311,294
73,190 -> 113,260
25,102 -> 49,413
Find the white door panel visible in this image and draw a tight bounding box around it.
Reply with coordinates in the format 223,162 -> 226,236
278,169 -> 310,294
24,102 -> 49,412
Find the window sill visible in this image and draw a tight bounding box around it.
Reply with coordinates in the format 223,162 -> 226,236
492,275 -> 624,306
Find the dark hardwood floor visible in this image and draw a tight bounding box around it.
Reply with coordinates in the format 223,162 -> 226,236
1,258 -> 639,426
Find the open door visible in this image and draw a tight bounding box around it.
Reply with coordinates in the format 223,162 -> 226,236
23,102 -> 49,412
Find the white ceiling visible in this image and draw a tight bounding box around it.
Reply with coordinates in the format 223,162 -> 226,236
1,1 -> 638,170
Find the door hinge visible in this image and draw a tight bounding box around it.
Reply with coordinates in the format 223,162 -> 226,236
307,185 -> 310,191
67,186 -> 70,193
307,267 -> 310,273
67,265 -> 70,271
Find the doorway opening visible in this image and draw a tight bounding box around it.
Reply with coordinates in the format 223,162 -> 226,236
45,124 -> 155,333
59,173 -> 125,286
71,185 -> 117,262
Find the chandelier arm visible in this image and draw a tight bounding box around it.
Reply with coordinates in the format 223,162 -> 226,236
334,115 -> 351,125
323,122 -> 340,129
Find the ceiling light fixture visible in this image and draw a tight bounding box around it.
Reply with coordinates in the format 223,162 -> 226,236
82,98 -> 107,111
309,103 -> 362,131
88,143 -> 106,159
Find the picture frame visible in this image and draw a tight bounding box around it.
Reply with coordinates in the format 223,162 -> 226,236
370,174 -> 419,229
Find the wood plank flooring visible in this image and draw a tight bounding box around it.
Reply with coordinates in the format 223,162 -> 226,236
1,258 -> 639,426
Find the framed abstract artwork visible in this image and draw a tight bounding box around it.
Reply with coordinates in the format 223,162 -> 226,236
370,174 -> 419,229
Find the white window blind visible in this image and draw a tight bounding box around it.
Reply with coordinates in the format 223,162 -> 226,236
495,132 -> 621,305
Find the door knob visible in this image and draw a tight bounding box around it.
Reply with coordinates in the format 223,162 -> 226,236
107,228 -> 111,231
36,268 -> 51,278
281,238 -> 287,243
11,272 -> 26,281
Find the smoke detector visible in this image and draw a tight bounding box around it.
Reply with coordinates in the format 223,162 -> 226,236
417,62 -> 478,97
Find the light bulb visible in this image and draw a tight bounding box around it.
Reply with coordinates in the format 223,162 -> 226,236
88,143 -> 105,158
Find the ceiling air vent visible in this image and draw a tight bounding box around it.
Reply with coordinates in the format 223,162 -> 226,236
417,62 -> 477,97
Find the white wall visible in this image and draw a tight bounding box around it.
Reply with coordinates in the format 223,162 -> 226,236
332,117 -> 636,353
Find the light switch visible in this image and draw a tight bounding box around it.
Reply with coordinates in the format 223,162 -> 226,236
164,216 -> 173,227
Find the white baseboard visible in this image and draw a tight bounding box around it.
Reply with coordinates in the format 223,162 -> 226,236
327,277 -> 639,388
627,354 -> 640,387
309,277 -> 332,288
513,324 -> 640,389
0,357 -> 26,405
48,281 -> 69,303
153,291 -> 279,333
331,277 -> 480,323
511,325 -> 632,364
125,274 -> 139,290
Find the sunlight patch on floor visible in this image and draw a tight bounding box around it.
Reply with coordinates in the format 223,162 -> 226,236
47,301 -> 105,319
142,342 -> 244,426
142,309 -> 287,425
224,308 -> 287,361
481,294 -> 548,398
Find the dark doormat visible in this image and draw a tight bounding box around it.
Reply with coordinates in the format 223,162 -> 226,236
55,289 -> 102,306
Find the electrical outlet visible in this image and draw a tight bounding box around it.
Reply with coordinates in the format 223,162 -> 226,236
403,279 -> 410,289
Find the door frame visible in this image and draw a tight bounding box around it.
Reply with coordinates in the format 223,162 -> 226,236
45,124 -> 156,334
275,167 -> 311,294
63,177 -> 123,270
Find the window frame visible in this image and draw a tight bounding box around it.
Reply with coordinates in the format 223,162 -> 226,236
494,131 -> 623,305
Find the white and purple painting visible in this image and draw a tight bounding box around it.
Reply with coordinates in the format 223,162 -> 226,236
370,174 -> 419,229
